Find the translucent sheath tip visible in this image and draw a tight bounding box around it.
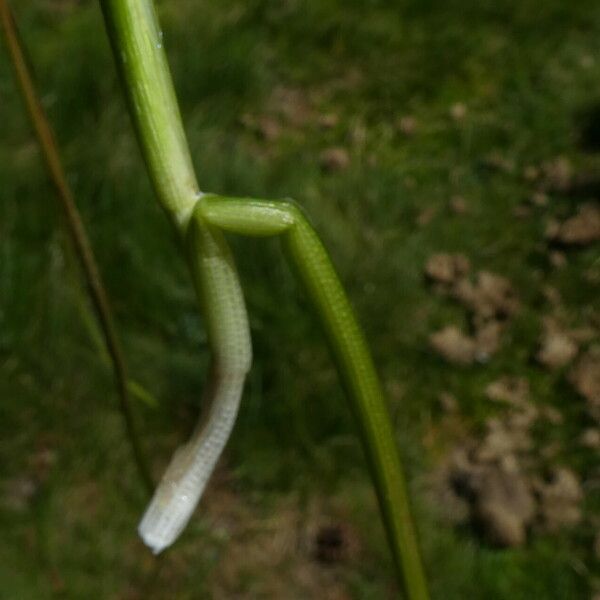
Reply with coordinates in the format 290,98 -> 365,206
138,446 -> 202,554
138,371 -> 246,553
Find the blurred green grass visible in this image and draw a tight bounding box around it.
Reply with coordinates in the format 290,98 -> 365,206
1,0 -> 599,597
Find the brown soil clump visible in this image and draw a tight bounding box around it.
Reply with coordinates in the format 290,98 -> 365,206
536,319 -> 579,370
569,348 -> 600,422
425,253 -> 471,286
547,202 -> 600,245
533,467 -> 583,532
425,256 -> 520,363
429,326 -> 476,365
431,376 -> 584,548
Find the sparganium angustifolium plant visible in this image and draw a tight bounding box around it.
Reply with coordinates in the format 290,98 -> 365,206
99,0 -> 429,597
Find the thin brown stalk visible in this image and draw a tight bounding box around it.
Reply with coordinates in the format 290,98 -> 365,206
0,0 -> 153,493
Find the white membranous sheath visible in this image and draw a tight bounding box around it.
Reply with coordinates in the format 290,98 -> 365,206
137,365 -> 248,553
138,211 -> 252,553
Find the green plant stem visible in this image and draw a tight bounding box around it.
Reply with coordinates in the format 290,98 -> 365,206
99,0 -> 200,232
99,0 -> 428,596
0,0 -> 153,494
200,195 -> 430,599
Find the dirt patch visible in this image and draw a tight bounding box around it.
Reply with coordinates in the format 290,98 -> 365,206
429,322 -> 504,366
580,428 -> 600,449
320,147 -> 350,172
538,156 -> 573,192
533,467 -> 583,533
429,376 -> 585,548
546,202 -> 600,246
199,481 -> 368,599
536,318 -> 579,370
426,255 -> 520,364
425,253 -> 471,287
442,445 -> 536,547
485,376 -> 529,407
452,271 -> 520,323
525,154 -> 600,199
569,348 -> 600,422
429,326 -> 476,366
472,468 -> 536,547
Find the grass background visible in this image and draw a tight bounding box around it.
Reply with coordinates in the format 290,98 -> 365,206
1,0 -> 599,597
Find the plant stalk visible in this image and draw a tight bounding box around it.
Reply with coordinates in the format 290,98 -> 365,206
98,0 -> 428,596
